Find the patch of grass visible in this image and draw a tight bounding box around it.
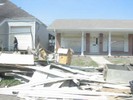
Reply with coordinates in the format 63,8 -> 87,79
71,56 -> 98,67
0,76 -> 22,87
105,56 -> 133,65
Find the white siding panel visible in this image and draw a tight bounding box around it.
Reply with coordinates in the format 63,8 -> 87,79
61,37 -> 81,52
10,26 -> 31,33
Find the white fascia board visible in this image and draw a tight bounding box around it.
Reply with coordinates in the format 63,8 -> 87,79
50,28 -> 133,32
8,22 -> 34,27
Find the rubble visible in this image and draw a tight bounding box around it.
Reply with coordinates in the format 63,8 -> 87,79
0,52 -> 132,100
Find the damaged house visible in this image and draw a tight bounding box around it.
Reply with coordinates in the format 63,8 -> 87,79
48,19 -> 133,56
0,1 -> 54,51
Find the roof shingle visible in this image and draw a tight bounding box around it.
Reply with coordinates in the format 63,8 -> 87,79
0,1 -> 34,23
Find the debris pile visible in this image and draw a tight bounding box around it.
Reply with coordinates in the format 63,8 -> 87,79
0,53 -> 132,100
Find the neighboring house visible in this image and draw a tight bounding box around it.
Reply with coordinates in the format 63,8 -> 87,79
0,1 -> 53,51
48,19 -> 133,56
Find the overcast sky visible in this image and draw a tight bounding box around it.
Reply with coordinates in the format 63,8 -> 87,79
11,0 -> 133,26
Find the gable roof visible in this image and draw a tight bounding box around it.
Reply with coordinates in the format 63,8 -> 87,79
48,19 -> 133,31
0,1 -> 34,23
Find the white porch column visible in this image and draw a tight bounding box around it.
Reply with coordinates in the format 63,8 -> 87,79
108,32 -> 112,56
81,32 -> 84,56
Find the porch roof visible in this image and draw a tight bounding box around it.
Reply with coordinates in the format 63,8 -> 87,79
48,19 -> 133,31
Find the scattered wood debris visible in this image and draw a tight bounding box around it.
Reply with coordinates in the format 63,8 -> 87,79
0,53 -> 132,100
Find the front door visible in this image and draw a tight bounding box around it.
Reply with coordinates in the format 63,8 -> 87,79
90,34 -> 99,53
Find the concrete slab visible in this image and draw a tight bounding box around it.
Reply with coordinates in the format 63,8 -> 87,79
104,64 -> 133,84
90,56 -> 112,67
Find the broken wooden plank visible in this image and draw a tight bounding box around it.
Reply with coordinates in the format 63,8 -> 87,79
22,88 -> 131,97
27,65 -> 68,78
51,63 -> 102,76
26,65 -> 105,83
0,87 -> 131,97
29,71 -> 48,83
5,73 -> 31,82
68,65 -> 97,72
8,78 -> 74,88
102,84 -> 130,90
0,89 -> 108,100
18,91 -> 108,100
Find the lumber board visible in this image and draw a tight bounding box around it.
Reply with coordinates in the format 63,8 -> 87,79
8,78 -> 74,88
102,84 -> 130,90
26,65 -> 105,83
27,65 -> 68,77
68,65 -> 97,72
0,87 -> 131,97
18,91 -> 108,100
29,71 -> 48,83
5,73 -> 31,82
0,53 -> 34,65
51,63 -> 102,76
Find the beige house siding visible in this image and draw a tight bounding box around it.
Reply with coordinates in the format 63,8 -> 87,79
56,32 -> 131,55
49,19 -> 133,55
111,34 -> 124,51
61,33 -> 81,52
